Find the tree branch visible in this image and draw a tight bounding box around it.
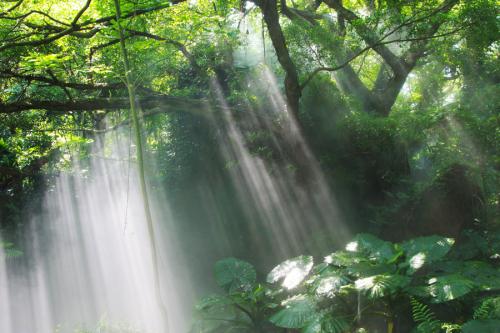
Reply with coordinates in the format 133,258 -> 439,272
322,0 -> 407,76
301,25 -> 466,90
0,70 -> 124,91
125,29 -> 202,73
256,0 -> 301,116
4,0 -> 24,13
0,95 -> 209,115
0,2 -> 177,51
71,0 -> 91,26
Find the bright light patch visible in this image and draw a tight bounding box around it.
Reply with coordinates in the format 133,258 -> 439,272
443,284 -> 453,299
346,241 -> 358,252
283,268 -> 306,289
409,252 -> 426,270
316,276 -> 343,296
355,276 -> 375,290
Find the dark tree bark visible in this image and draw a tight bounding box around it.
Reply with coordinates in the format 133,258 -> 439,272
254,0 -> 301,119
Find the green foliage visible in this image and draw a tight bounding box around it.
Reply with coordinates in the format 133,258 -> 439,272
461,320 -> 500,333
266,255 -> 313,289
401,236 -> 454,274
473,297 -> 500,320
214,257 -> 257,293
302,313 -> 350,333
269,295 -> 316,328
195,232 -> 500,332
427,274 -> 475,303
410,297 -> 441,333
0,1 -> 497,333
355,274 -> 410,298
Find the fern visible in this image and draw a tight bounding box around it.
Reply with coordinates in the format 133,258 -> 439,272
473,297 -> 500,320
474,300 -> 493,320
410,297 -> 441,333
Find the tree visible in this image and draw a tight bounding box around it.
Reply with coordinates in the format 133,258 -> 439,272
253,0 -> 468,116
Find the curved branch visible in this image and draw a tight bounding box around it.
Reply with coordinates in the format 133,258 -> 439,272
1,10 -> 70,26
300,25 -> 466,90
71,0 -> 91,25
125,29 -> 202,72
322,0 -> 407,76
4,0 -> 24,13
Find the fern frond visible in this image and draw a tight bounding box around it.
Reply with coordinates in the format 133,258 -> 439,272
473,297 -> 500,320
410,297 -> 441,333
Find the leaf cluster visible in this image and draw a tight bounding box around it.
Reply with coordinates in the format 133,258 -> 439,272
193,232 -> 500,332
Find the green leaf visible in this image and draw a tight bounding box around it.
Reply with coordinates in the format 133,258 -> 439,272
346,261 -> 397,277
301,313 -> 350,333
427,274 -> 475,303
401,236 -> 455,274
214,258 -> 256,294
313,272 -> 350,297
346,233 -> 398,263
270,295 -> 317,329
321,315 -> 350,333
462,320 -> 500,333
302,317 -> 322,333
267,255 -> 313,289
355,274 -> 411,298
461,261 -> 500,290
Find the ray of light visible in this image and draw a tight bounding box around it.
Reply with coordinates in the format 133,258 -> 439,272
0,131 -> 192,333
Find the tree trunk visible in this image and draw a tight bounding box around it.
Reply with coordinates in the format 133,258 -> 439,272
257,0 -> 301,118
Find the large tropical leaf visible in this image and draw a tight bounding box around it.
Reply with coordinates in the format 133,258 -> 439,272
321,314 -> 350,333
346,233 -> 399,263
401,236 -> 455,274
355,274 -> 411,298
267,255 -> 314,289
270,295 -> 317,328
214,258 -> 256,293
430,260 -> 500,291
313,272 -> 350,297
427,274 -> 475,303
461,261 -> 500,290
301,313 -> 350,333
